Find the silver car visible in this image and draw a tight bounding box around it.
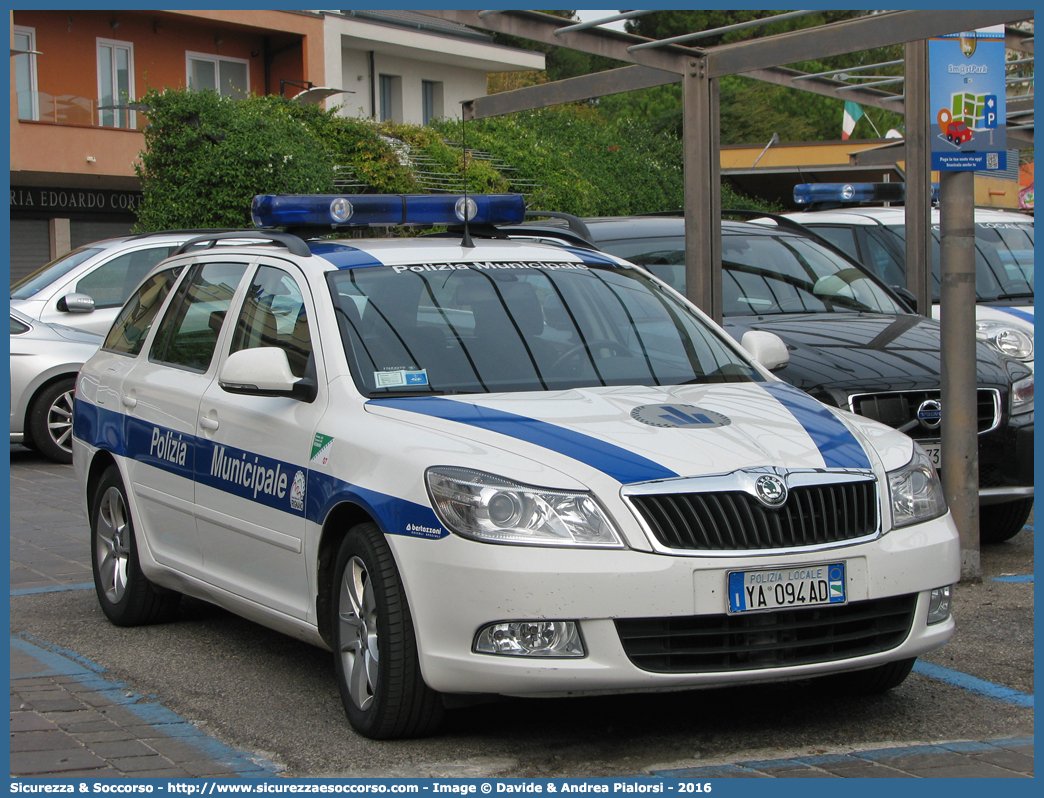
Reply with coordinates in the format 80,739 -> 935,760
10,230 -> 246,336
10,308 -> 102,463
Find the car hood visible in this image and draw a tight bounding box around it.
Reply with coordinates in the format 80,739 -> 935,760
723,312 -> 1011,398
364,382 -> 909,486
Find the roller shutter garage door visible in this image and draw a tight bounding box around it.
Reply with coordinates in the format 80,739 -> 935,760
9,219 -> 50,285
71,220 -> 134,249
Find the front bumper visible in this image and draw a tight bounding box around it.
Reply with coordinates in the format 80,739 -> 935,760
390,512 -> 959,696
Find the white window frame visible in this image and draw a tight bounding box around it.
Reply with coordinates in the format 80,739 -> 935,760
97,37 -> 136,129
14,25 -> 39,121
186,51 -> 251,98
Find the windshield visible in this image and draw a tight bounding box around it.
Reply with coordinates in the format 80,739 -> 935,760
886,222 -> 1034,303
11,247 -> 103,299
328,261 -> 761,396
602,232 -> 907,316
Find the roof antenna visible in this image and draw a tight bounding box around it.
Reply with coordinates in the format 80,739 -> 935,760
460,113 -> 474,248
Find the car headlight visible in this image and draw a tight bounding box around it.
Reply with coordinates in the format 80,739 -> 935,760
888,444 -> 947,529
426,467 -> 624,548
1011,373 -> 1034,415
976,321 -> 1033,361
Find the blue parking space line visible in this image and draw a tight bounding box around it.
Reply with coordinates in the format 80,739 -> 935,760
856,744 -> 951,761
1023,524 -> 1033,532
653,764 -> 766,778
11,582 -> 94,596
992,574 -> 1034,583
913,660 -> 1034,707
938,740 -> 1005,753
11,635 -> 282,776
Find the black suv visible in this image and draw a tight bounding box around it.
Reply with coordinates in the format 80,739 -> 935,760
506,214 -> 1034,543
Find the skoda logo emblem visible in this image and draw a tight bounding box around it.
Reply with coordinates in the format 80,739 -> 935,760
755,475 -> 788,507
917,399 -> 942,431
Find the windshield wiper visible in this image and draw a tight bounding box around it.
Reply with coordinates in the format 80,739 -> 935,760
994,292 -> 1034,300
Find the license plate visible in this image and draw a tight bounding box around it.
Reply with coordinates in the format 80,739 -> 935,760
921,440 -> 941,468
727,562 -> 846,613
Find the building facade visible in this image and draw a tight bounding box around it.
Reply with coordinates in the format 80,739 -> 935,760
9,9 -> 542,282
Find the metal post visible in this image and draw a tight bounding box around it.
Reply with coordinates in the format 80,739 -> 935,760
904,40 -> 932,316
938,170 -> 980,581
682,58 -> 721,321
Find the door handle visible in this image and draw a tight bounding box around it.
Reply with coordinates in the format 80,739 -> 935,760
121,395 -> 137,409
200,417 -> 220,431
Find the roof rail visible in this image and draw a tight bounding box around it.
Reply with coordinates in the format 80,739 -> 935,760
126,228 -> 239,241
172,231 -> 312,258
524,210 -> 593,243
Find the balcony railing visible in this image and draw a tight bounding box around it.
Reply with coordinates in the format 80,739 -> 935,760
16,91 -> 141,130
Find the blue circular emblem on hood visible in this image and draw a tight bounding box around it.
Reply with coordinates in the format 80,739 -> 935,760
630,404 -> 731,429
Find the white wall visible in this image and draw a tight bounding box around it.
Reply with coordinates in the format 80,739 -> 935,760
322,13 -> 543,123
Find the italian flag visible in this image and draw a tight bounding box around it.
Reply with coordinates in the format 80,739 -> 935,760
841,101 -> 864,140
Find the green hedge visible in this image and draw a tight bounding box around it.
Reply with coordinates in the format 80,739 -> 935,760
133,91 -> 771,232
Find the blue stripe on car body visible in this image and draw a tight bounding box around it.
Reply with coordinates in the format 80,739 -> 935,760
995,306 -> 1034,326
367,396 -> 679,485
760,382 -> 872,470
73,399 -> 446,539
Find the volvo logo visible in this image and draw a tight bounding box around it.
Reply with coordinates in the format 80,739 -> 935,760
917,399 -> 942,431
754,475 -> 788,507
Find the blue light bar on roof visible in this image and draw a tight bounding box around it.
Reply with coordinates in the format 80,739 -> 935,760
793,182 -> 940,205
251,193 -> 527,229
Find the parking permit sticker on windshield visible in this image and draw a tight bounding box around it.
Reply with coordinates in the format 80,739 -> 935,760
375,369 -> 429,388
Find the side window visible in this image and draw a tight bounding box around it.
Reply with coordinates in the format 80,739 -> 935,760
808,226 -> 860,263
11,316 -> 31,335
861,230 -> 906,288
75,246 -> 173,309
151,262 -> 248,372
230,266 -> 312,378
103,267 -> 180,355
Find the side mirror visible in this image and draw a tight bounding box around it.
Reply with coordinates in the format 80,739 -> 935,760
57,293 -> 95,313
741,330 -> 790,372
219,348 -> 317,402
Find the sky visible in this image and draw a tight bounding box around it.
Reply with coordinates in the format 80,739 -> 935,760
572,10 -> 630,32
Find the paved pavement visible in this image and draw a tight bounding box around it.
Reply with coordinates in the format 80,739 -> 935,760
8,450 -> 1035,779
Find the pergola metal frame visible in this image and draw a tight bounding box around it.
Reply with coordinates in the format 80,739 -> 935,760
420,9 -> 1033,320
420,9 -> 1035,576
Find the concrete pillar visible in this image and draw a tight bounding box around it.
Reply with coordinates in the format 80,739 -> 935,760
938,170 -> 980,581
49,217 -> 71,261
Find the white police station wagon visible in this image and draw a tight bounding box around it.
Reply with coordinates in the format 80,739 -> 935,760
73,194 -> 959,739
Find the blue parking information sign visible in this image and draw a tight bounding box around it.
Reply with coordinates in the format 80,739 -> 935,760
929,26 -> 1007,171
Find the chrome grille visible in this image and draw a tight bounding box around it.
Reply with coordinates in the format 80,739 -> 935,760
629,480 -> 877,551
850,389 -> 1000,439
615,594 -> 917,673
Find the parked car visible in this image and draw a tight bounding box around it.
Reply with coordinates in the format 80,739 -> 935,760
75,193 -> 959,739
781,186 -> 1034,370
509,214 -> 1034,544
11,308 -> 102,463
10,230 -> 242,336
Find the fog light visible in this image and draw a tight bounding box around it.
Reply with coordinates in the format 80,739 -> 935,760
474,621 -> 584,657
927,585 -> 952,625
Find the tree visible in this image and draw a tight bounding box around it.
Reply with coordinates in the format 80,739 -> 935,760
611,10 -> 904,141
134,89 -> 334,231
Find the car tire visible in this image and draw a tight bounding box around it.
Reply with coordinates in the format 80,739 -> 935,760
820,657 -> 916,695
28,377 -> 76,464
979,498 -> 1033,544
332,522 -> 443,739
91,465 -> 181,626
